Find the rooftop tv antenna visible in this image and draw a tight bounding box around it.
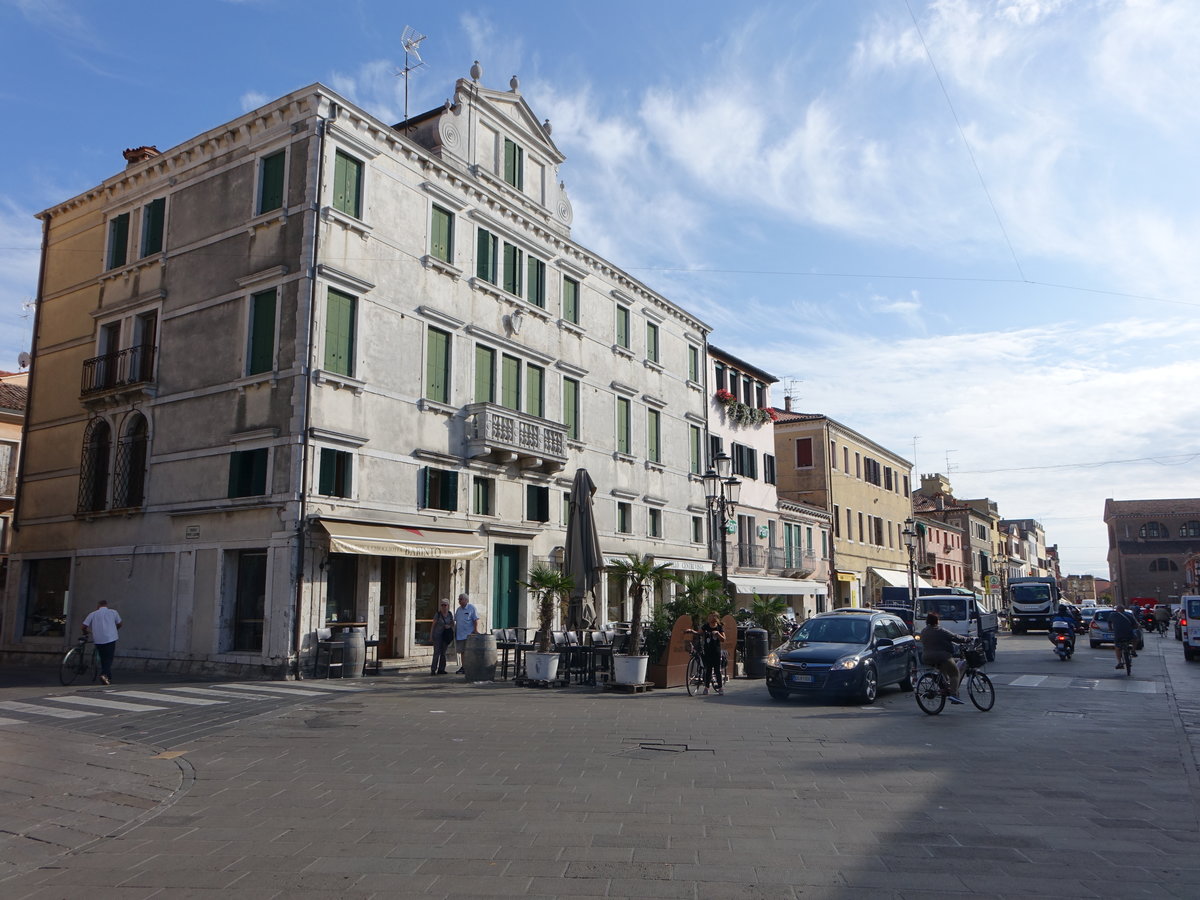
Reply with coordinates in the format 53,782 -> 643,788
396,26 -> 427,124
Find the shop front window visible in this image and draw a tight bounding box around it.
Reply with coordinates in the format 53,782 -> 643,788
23,558 -> 71,637
325,554 -> 358,623
414,558 -> 443,645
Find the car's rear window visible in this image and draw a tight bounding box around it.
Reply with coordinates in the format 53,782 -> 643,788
1092,611 -> 1113,625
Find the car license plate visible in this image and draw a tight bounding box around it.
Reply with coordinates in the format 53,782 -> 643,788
789,674 -> 814,683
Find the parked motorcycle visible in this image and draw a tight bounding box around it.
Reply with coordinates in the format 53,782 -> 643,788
1049,622 -> 1074,660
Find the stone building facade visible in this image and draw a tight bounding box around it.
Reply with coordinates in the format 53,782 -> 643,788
4,72 -> 713,675
1104,498 -> 1200,606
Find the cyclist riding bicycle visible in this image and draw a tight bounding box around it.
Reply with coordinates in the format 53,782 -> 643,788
1110,603 -> 1141,669
919,612 -> 968,704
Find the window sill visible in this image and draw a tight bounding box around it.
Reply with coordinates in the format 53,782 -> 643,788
613,451 -> 637,464
644,359 -> 664,372
99,254 -> 162,283
247,208 -> 288,232
645,461 -> 665,473
322,206 -> 372,239
558,319 -> 584,335
469,276 -> 503,299
422,254 -> 463,280
508,297 -> 551,320
418,398 -> 458,415
686,379 -> 704,392
612,345 -> 635,360
314,369 -> 366,394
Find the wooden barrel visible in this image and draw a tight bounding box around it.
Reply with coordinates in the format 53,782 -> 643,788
337,627 -> 366,679
463,633 -> 497,681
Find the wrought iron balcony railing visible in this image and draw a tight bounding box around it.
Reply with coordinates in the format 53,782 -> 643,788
81,345 -> 157,397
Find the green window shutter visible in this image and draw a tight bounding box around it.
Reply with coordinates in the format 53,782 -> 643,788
442,470 -> 459,511
648,409 -> 660,462
426,328 -> 450,403
476,229 -> 496,282
617,397 -> 630,454
526,257 -> 545,307
562,276 -> 579,323
230,449 -> 268,498
333,151 -> 361,217
141,198 -> 165,257
431,206 -> 453,262
324,289 -> 355,376
421,466 -> 432,508
108,213 -> 129,270
474,346 -> 495,402
501,355 -> 520,410
689,345 -> 700,382
646,323 -> 658,362
504,139 -> 523,189
689,425 -> 701,474
319,448 -> 336,495
247,289 -> 277,375
259,151 -> 285,214
503,243 -> 522,295
616,307 -> 629,347
563,378 -> 579,439
526,365 -> 544,417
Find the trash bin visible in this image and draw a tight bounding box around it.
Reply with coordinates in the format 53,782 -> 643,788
463,632 -> 497,681
744,627 -> 769,679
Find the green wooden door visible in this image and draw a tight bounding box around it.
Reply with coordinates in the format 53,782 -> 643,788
492,545 -> 520,629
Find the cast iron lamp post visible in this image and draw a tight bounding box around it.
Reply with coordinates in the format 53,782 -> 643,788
902,517 -> 919,612
702,452 -> 742,594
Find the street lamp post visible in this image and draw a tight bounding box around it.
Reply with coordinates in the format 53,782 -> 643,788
702,452 -> 742,595
902,517 -> 919,613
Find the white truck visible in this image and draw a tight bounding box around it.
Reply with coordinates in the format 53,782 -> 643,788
1182,595 -> 1200,661
916,593 -> 1000,662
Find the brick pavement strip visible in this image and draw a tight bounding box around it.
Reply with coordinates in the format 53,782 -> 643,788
3,636 -> 1200,898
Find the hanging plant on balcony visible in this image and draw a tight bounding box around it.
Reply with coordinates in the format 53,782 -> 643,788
714,389 -> 735,406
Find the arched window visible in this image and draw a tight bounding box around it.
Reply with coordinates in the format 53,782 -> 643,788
1148,558 -> 1179,572
1180,521 -> 1200,538
1139,522 -> 1169,538
114,413 -> 148,509
77,418 -> 112,513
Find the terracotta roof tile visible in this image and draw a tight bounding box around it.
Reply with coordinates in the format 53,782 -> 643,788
0,382 -> 27,411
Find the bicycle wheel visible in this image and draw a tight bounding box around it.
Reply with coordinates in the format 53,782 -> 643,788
685,655 -> 702,696
967,671 -> 995,712
914,672 -> 945,715
59,646 -> 85,686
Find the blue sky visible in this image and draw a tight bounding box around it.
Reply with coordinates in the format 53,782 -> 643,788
2,0 -> 1198,578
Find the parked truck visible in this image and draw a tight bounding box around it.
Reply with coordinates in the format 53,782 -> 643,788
1007,576 -> 1061,633
915,593 -> 1000,662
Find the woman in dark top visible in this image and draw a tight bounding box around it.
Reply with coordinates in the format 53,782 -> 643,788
430,599 -> 455,675
919,612 -> 966,703
687,612 -> 726,695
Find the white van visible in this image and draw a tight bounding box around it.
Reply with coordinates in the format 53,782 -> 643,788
1182,596 -> 1200,661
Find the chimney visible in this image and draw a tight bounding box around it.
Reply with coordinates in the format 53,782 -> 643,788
784,395 -> 793,412
123,146 -> 160,167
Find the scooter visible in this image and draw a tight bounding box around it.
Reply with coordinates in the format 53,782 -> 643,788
1049,622 -> 1074,660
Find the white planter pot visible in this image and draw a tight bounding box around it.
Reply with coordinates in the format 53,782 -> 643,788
613,653 -> 649,685
527,651 -> 560,683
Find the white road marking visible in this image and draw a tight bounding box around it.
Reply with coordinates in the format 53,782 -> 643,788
0,700 -> 98,719
0,716 -> 23,725
113,690 -> 226,706
215,683 -> 355,697
164,687 -> 277,700
48,695 -> 168,712
1011,675 -> 1047,687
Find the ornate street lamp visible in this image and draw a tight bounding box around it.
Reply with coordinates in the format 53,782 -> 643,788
703,451 -> 742,594
902,517 -> 919,612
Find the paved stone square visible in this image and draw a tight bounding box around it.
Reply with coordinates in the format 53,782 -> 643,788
2,631 -> 1198,898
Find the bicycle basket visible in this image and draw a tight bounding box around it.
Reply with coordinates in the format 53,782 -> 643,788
964,648 -> 986,668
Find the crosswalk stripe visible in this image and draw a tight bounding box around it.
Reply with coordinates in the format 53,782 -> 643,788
113,690 -> 226,706
215,683 -> 353,697
0,716 -> 23,725
0,700 -> 97,719
1011,675 -> 1047,687
164,686 -> 277,700
48,695 -> 168,712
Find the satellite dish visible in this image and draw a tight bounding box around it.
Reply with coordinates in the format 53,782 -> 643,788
17,351 -> 31,369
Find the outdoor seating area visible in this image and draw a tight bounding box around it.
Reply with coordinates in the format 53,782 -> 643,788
490,627 -> 633,686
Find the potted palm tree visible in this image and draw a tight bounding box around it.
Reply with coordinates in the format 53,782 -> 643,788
607,553 -> 673,686
520,564 -> 574,684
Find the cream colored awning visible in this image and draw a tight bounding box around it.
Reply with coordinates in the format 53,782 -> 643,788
868,567 -> 934,589
319,521 -> 486,560
727,575 -> 827,597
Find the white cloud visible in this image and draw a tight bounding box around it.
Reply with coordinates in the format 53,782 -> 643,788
0,197 -> 40,369
239,91 -> 269,112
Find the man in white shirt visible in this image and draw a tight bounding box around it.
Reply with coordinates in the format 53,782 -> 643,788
82,599 -> 122,685
453,593 -> 479,674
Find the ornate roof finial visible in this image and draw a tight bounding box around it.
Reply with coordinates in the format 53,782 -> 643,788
542,118 -> 552,136
509,75 -> 519,92
470,60 -> 482,82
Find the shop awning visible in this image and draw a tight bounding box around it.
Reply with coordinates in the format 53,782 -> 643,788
603,555 -> 712,572
869,567 -> 933,589
727,575 -> 827,597
319,521 -> 486,560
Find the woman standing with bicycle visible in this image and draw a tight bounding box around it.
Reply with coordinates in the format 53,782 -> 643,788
686,612 -> 726,695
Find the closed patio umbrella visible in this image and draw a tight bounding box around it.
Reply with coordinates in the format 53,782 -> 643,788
564,468 -> 604,630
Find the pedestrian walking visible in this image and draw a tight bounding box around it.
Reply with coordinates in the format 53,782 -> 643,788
453,593 -> 479,674
430,599 -> 454,675
82,599 -> 122,685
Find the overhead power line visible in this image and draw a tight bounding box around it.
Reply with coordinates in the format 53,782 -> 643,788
957,452 -> 1200,475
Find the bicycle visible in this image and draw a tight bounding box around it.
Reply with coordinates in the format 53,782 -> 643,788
915,639 -> 995,715
60,635 -> 98,685
1154,620 -> 1169,637
1116,638 -> 1134,676
685,640 -> 729,696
